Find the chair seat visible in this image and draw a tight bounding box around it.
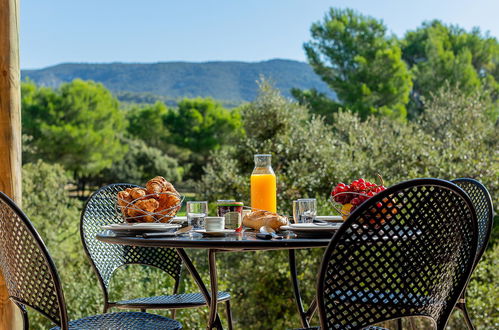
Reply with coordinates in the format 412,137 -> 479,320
114,291 -> 231,309
50,311 -> 182,329
330,289 -> 443,308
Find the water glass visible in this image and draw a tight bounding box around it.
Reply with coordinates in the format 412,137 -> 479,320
296,198 -> 317,223
186,201 -> 208,229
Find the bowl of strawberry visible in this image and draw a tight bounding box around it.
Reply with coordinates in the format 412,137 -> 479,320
331,178 -> 395,227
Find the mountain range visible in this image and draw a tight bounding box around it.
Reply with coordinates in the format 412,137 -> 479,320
22,59 -> 333,106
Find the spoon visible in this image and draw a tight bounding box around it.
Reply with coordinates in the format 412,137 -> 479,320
141,225 -> 192,238
259,226 -> 283,239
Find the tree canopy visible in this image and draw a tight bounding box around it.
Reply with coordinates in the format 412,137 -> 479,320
164,98 -> 243,180
96,138 -> 183,185
297,8 -> 499,121
22,79 -> 127,178
401,20 -> 499,117
298,8 -> 412,121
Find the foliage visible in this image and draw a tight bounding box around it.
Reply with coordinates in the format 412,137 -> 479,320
22,79 -> 128,179
297,9 -> 499,122
123,96 -> 244,182
116,91 -> 180,108
290,88 -> 338,124
124,102 -> 191,175
402,20 -> 499,117
456,241 -> 499,329
95,138 -> 183,186
299,8 -> 412,120
126,102 -> 171,150
22,161 -> 81,244
165,98 -> 243,180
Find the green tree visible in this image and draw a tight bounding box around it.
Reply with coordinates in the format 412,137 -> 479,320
22,80 -> 128,192
290,89 -> 338,124
297,8 -> 412,120
126,101 -> 170,150
401,20 -> 499,117
95,138 -> 183,186
165,98 -> 243,180
125,102 -> 191,166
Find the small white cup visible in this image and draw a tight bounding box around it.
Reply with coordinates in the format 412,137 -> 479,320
205,217 -> 225,231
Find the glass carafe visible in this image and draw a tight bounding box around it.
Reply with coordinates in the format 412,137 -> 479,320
250,154 -> 277,213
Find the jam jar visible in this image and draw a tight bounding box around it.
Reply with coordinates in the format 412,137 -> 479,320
217,200 -> 244,230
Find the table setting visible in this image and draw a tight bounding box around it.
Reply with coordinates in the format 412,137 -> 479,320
95,154 -> 402,329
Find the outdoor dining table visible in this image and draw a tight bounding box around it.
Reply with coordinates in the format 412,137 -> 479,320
96,230 -> 332,329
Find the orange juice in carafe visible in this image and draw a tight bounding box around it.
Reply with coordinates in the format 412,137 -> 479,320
250,154 -> 276,213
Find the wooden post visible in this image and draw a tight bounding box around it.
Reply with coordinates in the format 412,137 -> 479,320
0,0 -> 23,328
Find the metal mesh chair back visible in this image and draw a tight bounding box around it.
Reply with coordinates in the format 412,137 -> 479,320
452,178 -> 494,267
317,179 -> 478,329
0,191 -> 68,327
80,183 -> 182,295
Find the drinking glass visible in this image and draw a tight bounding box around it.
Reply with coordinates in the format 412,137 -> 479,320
186,201 -> 208,230
296,198 -> 317,223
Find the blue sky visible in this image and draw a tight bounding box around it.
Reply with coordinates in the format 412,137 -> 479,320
21,0 -> 499,69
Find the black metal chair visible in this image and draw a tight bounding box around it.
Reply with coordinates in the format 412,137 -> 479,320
80,184 -> 231,322
0,191 -> 182,330
451,178 -> 494,329
315,178 -> 478,329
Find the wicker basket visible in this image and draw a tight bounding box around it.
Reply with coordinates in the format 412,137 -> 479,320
117,191 -> 184,223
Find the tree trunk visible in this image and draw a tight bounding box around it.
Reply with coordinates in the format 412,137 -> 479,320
0,0 -> 23,328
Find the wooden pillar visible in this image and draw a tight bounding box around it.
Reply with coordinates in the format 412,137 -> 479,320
0,0 -> 23,328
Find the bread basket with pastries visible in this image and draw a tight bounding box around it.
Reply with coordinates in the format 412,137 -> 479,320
116,176 -> 184,223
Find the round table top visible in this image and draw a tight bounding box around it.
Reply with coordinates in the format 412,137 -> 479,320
96,230 -> 332,251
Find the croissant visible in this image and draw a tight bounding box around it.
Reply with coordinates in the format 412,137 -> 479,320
146,176 -> 177,195
154,193 -> 182,222
117,190 -> 133,217
127,198 -> 159,223
129,187 -> 147,200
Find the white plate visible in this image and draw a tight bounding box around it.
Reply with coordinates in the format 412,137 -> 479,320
282,223 -> 342,231
315,215 -> 343,222
193,229 -> 235,236
102,223 -> 181,233
281,223 -> 341,238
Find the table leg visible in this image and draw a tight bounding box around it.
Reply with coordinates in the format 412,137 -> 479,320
175,248 -> 223,329
289,249 -> 310,328
208,249 -> 220,329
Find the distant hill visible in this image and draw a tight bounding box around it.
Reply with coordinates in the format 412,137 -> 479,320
22,59 -> 334,105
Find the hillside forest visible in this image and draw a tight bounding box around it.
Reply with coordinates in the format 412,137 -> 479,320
20,8 -> 498,329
